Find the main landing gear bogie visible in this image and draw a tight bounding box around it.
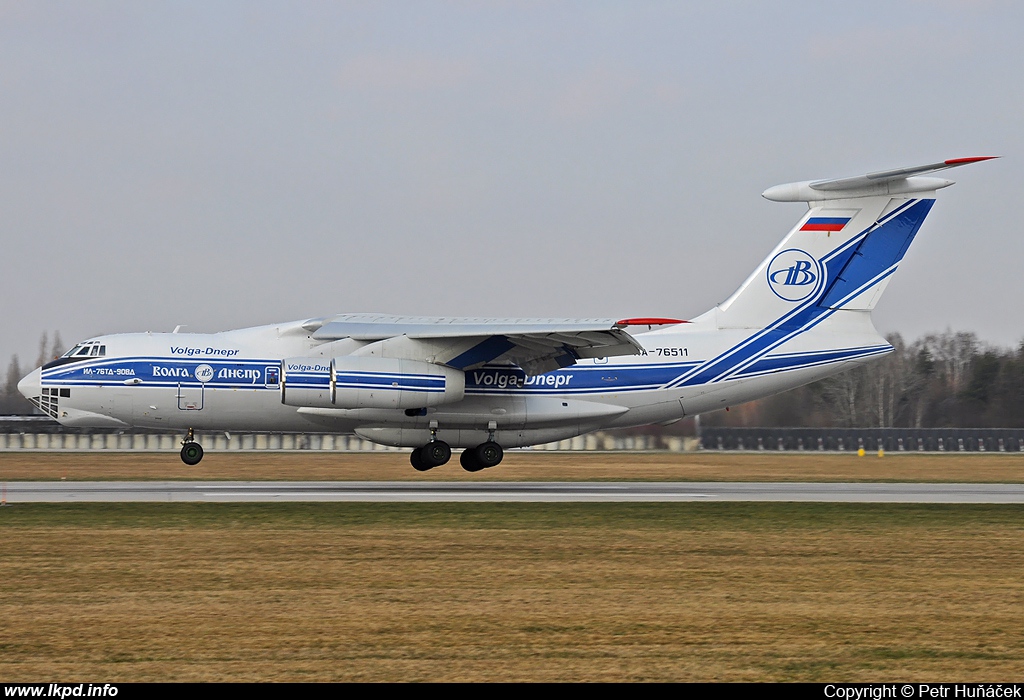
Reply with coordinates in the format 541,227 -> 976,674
180,428 -> 204,466
412,438 -> 504,473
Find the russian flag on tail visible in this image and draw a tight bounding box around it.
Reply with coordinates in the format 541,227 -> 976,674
800,216 -> 850,232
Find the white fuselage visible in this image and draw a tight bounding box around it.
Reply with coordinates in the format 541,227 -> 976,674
24,310 -> 890,449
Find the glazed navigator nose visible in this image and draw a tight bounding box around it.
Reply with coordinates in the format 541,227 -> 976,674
18,367 -> 41,400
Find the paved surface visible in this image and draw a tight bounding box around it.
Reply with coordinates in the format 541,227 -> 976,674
4,481 -> 1024,503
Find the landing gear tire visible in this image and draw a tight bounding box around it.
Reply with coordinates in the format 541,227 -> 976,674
460,449 -> 486,473
410,447 -> 432,472
420,440 -> 452,468
180,442 -> 204,466
475,441 -> 503,468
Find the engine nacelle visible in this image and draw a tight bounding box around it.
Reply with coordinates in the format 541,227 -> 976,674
281,356 -> 465,410
280,358 -> 333,409
332,356 -> 465,409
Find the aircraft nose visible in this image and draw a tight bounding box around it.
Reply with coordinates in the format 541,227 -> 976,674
18,367 -> 41,400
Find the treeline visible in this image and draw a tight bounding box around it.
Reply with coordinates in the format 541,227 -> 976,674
705,330 -> 1024,429
1,332 -> 63,414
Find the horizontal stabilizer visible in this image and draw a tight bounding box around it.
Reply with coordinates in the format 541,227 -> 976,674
763,157 -> 997,202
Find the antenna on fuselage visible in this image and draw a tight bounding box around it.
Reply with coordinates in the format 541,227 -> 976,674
172,325 -> 185,334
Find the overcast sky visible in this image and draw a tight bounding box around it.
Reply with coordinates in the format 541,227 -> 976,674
1,1 -> 1021,368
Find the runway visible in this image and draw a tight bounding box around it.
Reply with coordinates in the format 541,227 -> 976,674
4,481 -> 1024,503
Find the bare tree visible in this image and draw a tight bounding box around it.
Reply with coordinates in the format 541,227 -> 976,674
4,355 -> 22,398
922,330 -> 978,393
35,331 -> 49,369
819,363 -> 862,427
2,354 -> 31,414
859,334 -> 926,427
50,331 -> 64,361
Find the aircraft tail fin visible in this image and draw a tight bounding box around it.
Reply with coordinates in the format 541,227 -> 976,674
709,157 -> 994,330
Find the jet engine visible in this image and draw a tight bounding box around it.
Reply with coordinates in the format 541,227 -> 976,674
281,356 -> 465,410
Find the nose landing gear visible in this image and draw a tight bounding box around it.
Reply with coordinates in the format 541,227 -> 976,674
180,428 -> 204,466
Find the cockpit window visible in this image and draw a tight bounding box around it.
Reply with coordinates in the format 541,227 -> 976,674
55,341 -> 106,364
63,341 -> 106,356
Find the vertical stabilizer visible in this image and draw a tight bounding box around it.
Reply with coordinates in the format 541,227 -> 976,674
714,196 -> 897,329
711,157 -> 994,331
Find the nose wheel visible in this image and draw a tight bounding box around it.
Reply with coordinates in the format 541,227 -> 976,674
180,428 -> 204,466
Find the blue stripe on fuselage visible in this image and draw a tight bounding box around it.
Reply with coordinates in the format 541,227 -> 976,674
41,356 -> 280,388
732,345 -> 892,377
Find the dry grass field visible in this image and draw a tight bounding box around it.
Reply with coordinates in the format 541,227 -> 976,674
1,502 -> 1023,682
2,450 -> 1024,482
2,453 -> 1022,681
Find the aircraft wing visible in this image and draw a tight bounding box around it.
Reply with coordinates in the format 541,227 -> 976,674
307,314 -> 676,375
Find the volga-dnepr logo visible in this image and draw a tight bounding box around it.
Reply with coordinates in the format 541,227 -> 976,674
766,248 -> 823,302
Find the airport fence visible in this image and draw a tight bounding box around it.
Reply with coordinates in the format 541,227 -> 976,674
698,427 -> 1024,453
0,416 -> 697,452
4,417 -> 1024,453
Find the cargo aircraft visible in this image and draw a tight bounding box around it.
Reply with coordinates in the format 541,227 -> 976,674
19,157 -> 992,471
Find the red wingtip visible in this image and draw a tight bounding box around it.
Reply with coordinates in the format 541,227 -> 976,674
616,317 -> 688,326
945,156 -> 999,165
